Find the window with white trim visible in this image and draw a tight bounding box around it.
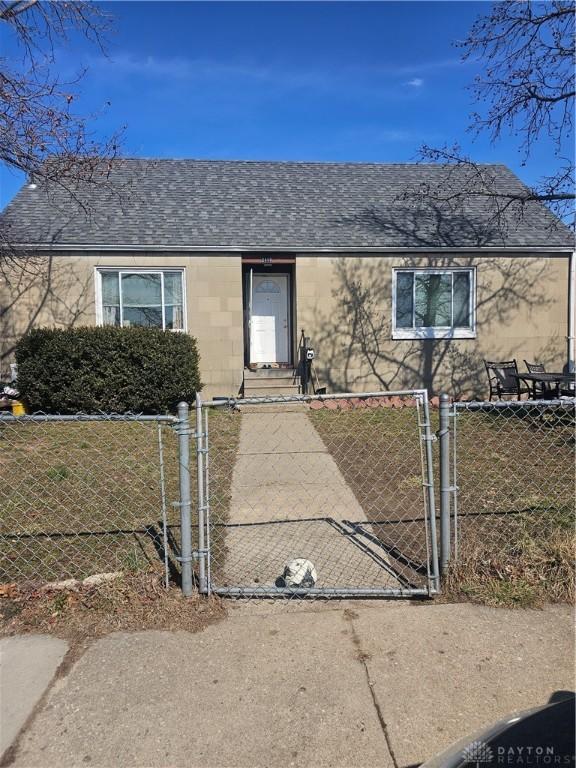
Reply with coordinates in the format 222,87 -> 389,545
97,270 -> 185,330
392,268 -> 476,339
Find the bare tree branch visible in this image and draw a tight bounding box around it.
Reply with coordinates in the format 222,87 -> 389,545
0,0 -> 121,206
0,1 -> 39,20
414,1 -> 575,229
0,1 -> 123,364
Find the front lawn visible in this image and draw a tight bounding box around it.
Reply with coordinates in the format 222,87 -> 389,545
446,406 -> 575,605
309,402 -> 575,605
0,410 -> 241,584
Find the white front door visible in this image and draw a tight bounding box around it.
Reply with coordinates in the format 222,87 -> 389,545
250,273 -> 289,364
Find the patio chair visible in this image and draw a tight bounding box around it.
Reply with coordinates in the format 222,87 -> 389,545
525,360 -> 575,398
484,359 -> 530,401
524,360 -> 551,398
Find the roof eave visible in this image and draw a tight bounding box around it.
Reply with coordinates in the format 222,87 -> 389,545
4,242 -> 574,254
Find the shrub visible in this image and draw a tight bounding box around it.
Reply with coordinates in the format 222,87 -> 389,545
15,326 -> 202,414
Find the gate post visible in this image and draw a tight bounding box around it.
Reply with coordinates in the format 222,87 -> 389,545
438,393 -> 451,575
177,401 -> 194,597
421,392 -> 440,593
195,392 -> 208,594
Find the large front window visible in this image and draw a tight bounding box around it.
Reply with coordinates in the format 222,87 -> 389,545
392,268 -> 475,339
97,270 -> 185,330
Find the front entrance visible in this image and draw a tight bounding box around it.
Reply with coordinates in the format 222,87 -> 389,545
248,272 -> 291,364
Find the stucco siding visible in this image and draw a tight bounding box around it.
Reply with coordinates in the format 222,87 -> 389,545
1,251 -> 570,399
1,252 -> 244,398
296,254 -> 569,397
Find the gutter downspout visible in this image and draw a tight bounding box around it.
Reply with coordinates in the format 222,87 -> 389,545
249,266 -> 253,364
569,251 -> 575,373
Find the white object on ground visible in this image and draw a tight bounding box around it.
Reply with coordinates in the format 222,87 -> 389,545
281,558 -> 317,588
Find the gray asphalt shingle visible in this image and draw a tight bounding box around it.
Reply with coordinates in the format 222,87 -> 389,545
1,159 -> 573,249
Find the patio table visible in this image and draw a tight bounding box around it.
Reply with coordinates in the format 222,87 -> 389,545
513,372 -> 576,399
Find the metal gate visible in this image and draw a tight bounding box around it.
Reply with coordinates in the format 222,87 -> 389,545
190,390 -> 439,598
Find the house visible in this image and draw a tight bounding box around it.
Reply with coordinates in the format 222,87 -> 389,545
1,159 -> 574,398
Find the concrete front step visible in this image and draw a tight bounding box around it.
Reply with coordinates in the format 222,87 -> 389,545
244,368 -> 298,380
244,376 -> 300,387
243,368 -> 302,396
244,378 -> 299,389
242,386 -> 301,397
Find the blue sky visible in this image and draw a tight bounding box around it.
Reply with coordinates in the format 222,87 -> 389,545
1,1 -> 569,206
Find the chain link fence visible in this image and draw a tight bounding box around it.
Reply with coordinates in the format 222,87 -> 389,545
447,399 -> 575,602
198,391 -> 439,598
0,413 -> 181,585
4,395 -> 572,603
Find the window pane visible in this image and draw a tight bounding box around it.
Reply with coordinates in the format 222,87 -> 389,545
103,306 -> 120,326
164,272 -> 183,303
255,279 -> 281,294
101,272 -> 119,305
165,305 -> 184,330
395,272 -> 414,328
453,272 -> 471,328
415,273 -> 451,327
121,273 -> 161,306
123,307 -> 163,328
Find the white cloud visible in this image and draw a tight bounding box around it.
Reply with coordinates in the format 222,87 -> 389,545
88,52 -> 330,90
88,52 -> 443,95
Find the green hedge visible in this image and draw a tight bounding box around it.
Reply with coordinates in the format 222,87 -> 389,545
15,327 -> 202,414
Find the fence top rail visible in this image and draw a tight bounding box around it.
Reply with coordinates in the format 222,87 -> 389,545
453,398 -> 576,411
0,412 -> 179,423
201,389 -> 429,408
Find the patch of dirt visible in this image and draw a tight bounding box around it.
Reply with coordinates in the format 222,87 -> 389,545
0,570 -> 226,643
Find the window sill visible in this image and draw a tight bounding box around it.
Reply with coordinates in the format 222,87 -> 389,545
98,323 -> 187,333
392,328 -> 477,340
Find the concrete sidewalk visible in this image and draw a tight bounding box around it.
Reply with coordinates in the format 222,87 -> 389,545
0,635 -> 68,759
223,406 -> 403,590
2,601 -> 574,767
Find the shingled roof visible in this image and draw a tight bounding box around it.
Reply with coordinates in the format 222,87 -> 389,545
1,159 -> 573,250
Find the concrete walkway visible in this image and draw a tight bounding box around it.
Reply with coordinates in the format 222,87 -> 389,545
2,602 -> 574,767
221,406 -> 404,591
